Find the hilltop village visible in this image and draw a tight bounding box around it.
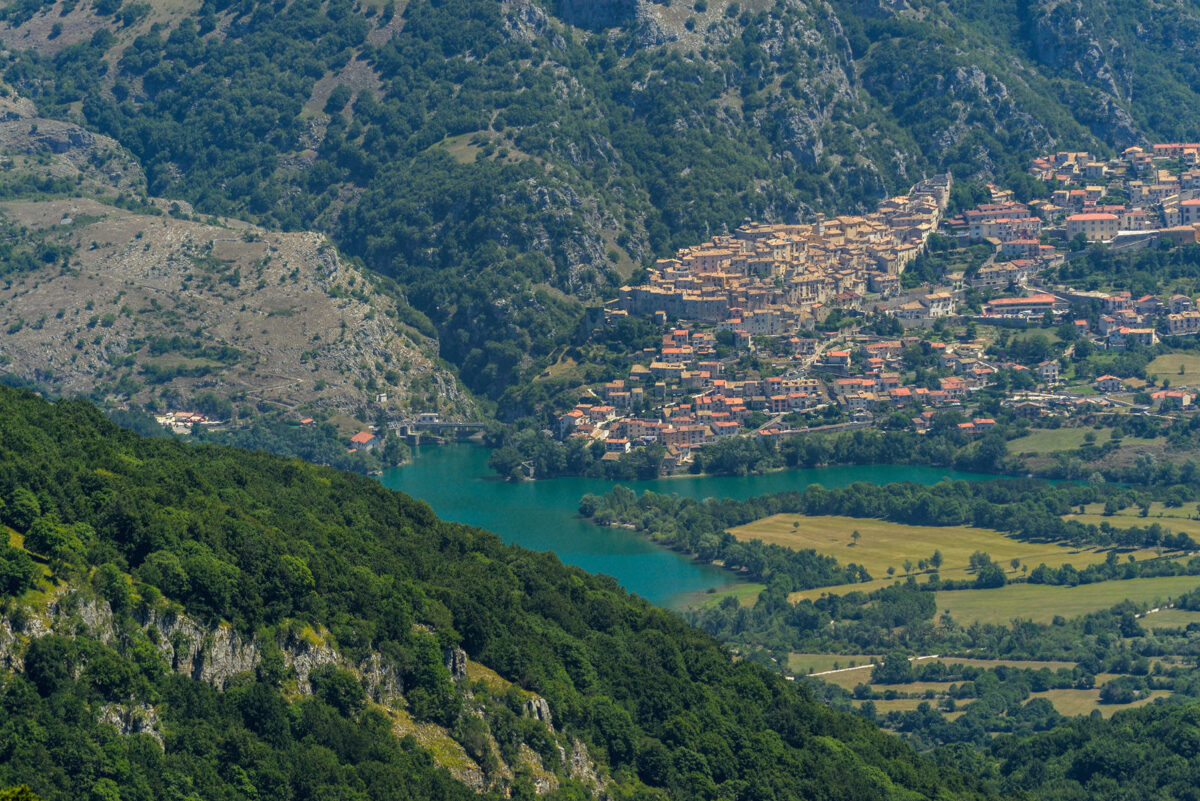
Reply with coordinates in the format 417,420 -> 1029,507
532,145 -> 1200,476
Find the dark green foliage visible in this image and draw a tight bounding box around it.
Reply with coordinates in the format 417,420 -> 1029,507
992,704 -> 1200,799
4,488 -> 40,533
872,652 -> 916,685
189,417 -> 389,474
1057,243 -> 1200,298
0,658 -> 482,801
0,385 -> 990,800
308,665 -> 366,716
0,545 -> 36,597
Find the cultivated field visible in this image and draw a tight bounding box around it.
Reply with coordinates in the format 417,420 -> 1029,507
861,697 -> 937,714
1066,502 -> 1200,537
928,657 -> 1076,671
676,581 -> 766,611
851,685 -> 1164,721
1139,608 -> 1200,629
935,575 -> 1200,625
1147,352 -> 1200,385
733,514 -> 1131,580
788,653 -> 878,674
734,514 -> 1165,606
1008,427 -> 1106,455
1030,688 -> 1169,718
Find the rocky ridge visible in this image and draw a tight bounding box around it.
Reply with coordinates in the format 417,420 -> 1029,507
0,590 -> 606,796
0,90 -> 474,420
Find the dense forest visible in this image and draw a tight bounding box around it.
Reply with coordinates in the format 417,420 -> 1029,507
0,384 -> 995,800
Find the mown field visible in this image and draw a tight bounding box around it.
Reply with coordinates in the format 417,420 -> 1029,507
856,688 -> 1167,720
788,576 -> 905,603
788,653 -> 879,675
1147,352 -> 1200,385
676,581 -> 766,611
1028,688 -> 1170,718
792,654 -> 1082,688
733,513 -> 1167,604
935,574 -> 1200,625
1007,427 -> 1106,455
1139,607 -> 1200,629
731,514 -> 1140,581
1065,501 -> 1200,537
822,659 -> 1168,719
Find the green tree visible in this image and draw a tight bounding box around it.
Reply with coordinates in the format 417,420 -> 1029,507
871,651 -> 915,684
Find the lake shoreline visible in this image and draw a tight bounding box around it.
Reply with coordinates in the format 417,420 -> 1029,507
379,443 -> 1003,608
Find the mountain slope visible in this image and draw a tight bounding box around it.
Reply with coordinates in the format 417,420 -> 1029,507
0,86 -> 472,421
3,0 -> 1200,405
0,384 -> 992,799
8,0 -> 1189,402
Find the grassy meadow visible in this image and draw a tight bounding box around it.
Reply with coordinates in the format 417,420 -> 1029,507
738,507 -> 1196,720
731,514 -> 1138,579
935,574 -> 1200,625
1147,352 -> 1200,385
1139,607 -> 1200,629
1065,501 -> 1200,537
1007,427 -> 1105,455
728,513 -> 1165,604
1029,688 -> 1169,718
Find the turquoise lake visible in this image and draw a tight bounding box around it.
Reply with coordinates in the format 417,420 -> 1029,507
380,445 -> 993,607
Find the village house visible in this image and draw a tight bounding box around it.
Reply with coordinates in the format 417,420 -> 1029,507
1151,390 -> 1194,408
1036,360 -> 1060,384
349,430 -> 381,451
983,293 -> 1062,317
1108,327 -> 1159,348
1066,212 -> 1120,242
921,292 -> 956,317
971,260 -> 1036,288
1168,310 -> 1200,336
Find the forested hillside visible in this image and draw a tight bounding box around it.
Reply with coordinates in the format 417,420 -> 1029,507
3,0 -> 1199,401
0,384 -> 993,799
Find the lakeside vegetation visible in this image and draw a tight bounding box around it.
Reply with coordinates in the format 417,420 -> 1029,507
579,472 -> 1200,773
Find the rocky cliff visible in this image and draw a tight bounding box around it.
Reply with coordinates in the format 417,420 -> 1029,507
0,589 -> 605,796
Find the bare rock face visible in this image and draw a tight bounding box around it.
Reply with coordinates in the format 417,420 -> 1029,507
444,646 -> 468,679
566,739 -> 603,784
0,92 -> 37,121
360,652 -> 404,702
0,619 -> 16,671
286,635 -> 341,693
523,694 -> 553,728
99,702 -> 164,747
